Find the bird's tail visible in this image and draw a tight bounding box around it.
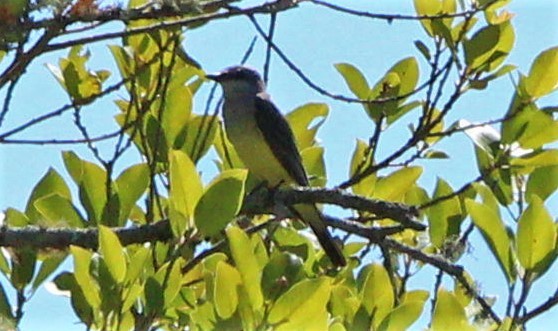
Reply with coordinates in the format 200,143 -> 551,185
291,204 -> 346,267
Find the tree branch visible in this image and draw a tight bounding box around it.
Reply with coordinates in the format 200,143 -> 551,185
242,186 -> 424,230
0,221 -> 172,250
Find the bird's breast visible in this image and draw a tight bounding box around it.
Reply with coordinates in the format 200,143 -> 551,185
223,99 -> 294,186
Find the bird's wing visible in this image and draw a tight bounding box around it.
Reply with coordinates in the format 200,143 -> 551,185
254,93 -> 309,186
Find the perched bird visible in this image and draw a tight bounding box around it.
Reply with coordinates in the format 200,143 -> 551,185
206,66 -> 346,266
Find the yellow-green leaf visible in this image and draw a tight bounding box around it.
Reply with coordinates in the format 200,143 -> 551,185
526,166 -> 558,201
466,199 -> 516,283
98,226 -> 127,284
330,284 -> 360,322
373,166 -> 423,201
464,25 -> 501,70
115,163 -> 149,225
511,149 -> 558,170
195,169 -> 247,237
214,261 -> 242,318
226,226 -> 263,310
34,194 -> 85,227
427,178 -> 463,248
161,85 -> 192,146
377,301 -> 425,331
432,289 -> 475,331
524,46 -> 558,98
169,150 -> 203,235
516,196 -> 556,272
25,168 -> 71,223
349,139 -> 376,197
268,277 -> 332,330
334,63 -> 370,99
414,0 -> 456,37
301,146 -> 327,187
79,161 -> 108,224
360,264 -> 394,327
286,103 -> 329,151
179,114 -> 218,163
71,246 -> 101,308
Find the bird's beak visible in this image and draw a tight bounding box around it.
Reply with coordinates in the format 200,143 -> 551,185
205,72 -> 222,82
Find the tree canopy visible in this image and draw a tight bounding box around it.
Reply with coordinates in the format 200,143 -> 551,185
0,0 -> 557,330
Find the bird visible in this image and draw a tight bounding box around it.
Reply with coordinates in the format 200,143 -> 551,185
206,65 -> 346,267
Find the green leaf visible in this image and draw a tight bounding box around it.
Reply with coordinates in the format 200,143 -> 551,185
286,103 -> 329,151
62,150 -> 84,183
427,178 -> 463,248
359,264 -> 394,327
168,150 -> 203,235
367,57 -> 420,122
473,183 -> 500,215
524,46 -> 558,98
214,123 -> 245,171
516,196 -> 556,273
431,289 -> 475,331
464,25 -> 501,71
145,114 -> 169,162
194,169 -> 247,237
387,100 -> 422,124
301,146 -> 327,187
214,261 -> 242,319
179,114 -> 218,163
226,226 -> 263,310
373,166 -> 423,201
144,276 -> 164,315
526,165 -> 558,201
25,168 -> 72,223
401,290 -> 430,304
377,301 -> 425,331
511,149 -> 558,170
262,252 -> 304,300
334,63 -> 370,99
115,163 -> 149,225
71,246 -> 101,309
32,253 -> 67,290
502,104 -> 558,149
424,150 -> 450,159
0,248 -> 9,276
414,40 -> 431,60
329,285 -> 360,322
78,160 -> 108,224
163,261 -> 182,308
160,85 -> 192,147
4,208 -> 30,227
34,194 -> 85,227
466,200 -> 516,282
386,57 -> 419,99
486,22 -> 515,72
10,247 -> 36,290
474,146 -> 513,206
404,185 -> 430,208
98,226 -> 127,284
108,45 -> 134,80
349,139 -> 376,197
0,284 -> 14,323
268,277 -> 332,330
125,246 -> 150,284
414,0 -> 456,37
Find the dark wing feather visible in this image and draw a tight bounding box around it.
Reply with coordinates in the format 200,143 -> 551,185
254,93 -> 309,186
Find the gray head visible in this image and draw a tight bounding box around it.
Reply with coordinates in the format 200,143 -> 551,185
206,65 -> 266,95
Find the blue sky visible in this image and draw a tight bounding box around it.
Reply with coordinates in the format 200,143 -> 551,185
1,0 -> 557,330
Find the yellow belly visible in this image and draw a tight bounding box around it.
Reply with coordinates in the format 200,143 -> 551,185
225,110 -> 294,186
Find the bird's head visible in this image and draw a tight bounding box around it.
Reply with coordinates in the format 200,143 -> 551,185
206,65 -> 266,96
